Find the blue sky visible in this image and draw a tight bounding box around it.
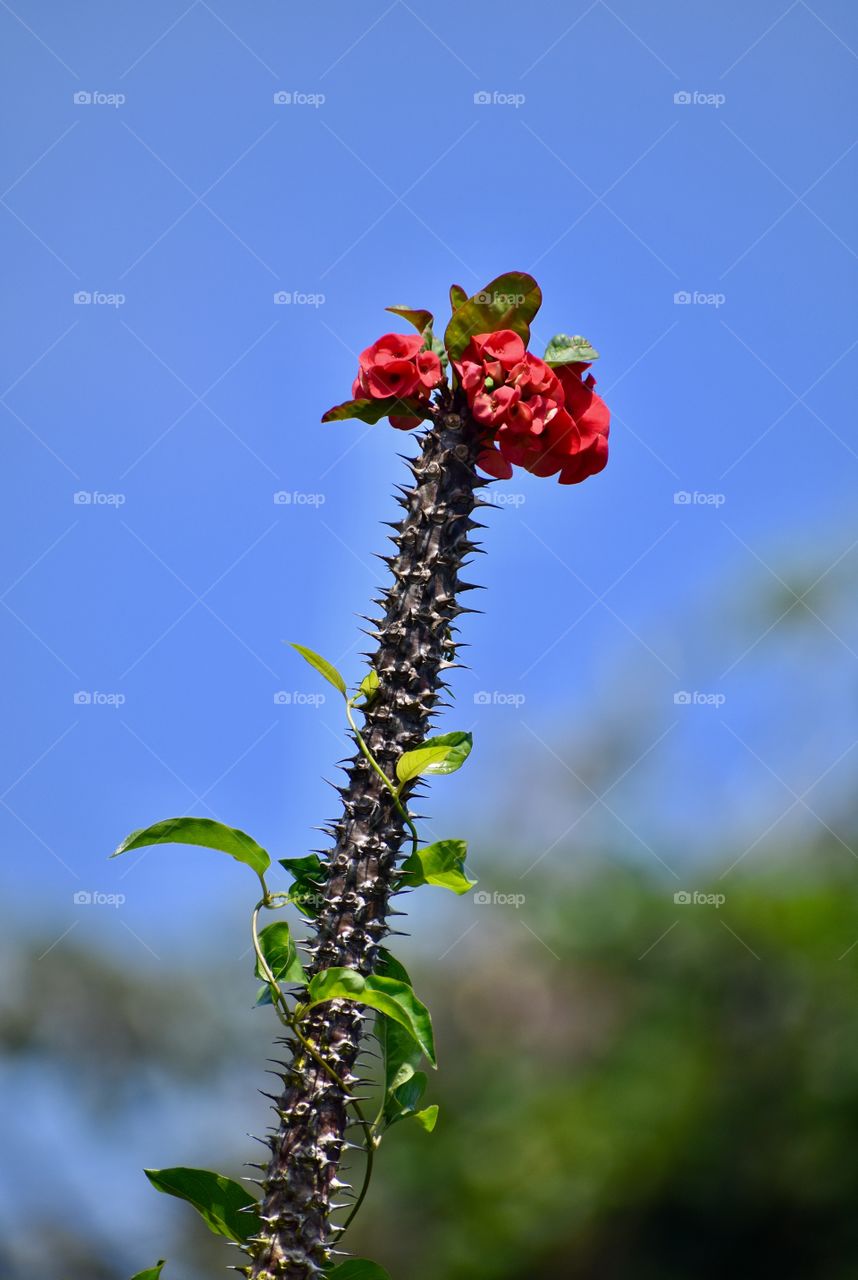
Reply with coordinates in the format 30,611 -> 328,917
1,0 -> 857,964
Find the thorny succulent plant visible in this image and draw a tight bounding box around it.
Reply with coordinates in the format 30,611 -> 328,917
114,272 -> 610,1280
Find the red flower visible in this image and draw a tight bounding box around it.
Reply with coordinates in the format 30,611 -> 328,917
456,331 -> 609,485
352,332 -> 443,428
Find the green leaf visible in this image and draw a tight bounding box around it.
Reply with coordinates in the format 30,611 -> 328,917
400,838 -> 476,895
290,643 -> 347,696
327,1262 -> 393,1280
396,743 -> 456,784
414,1104 -> 439,1132
279,854 -> 327,918
444,272 -> 542,362
376,950 -> 422,1093
144,1168 -> 260,1243
396,731 -> 473,785
381,1026 -> 421,1092
421,731 -> 473,774
112,817 -> 270,878
376,947 -> 411,984
449,283 -> 468,312
426,327 -> 449,370
307,967 -> 436,1066
384,1069 -> 428,1127
321,396 -> 429,425
254,920 -> 306,1004
543,333 -> 600,365
130,1264 -> 166,1280
358,669 -> 380,703
385,305 -> 433,334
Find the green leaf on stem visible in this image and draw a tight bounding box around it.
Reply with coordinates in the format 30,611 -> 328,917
358,669 -> 380,703
414,1104 -> 440,1132
290,643 -> 347,696
321,397 -> 429,425
543,333 -> 600,365
279,853 -> 327,918
143,1168 -> 260,1243
396,731 -> 473,785
400,838 -> 476,895
396,743 -> 456,784
327,1262 -> 393,1280
376,950 -> 423,1093
111,817 -> 270,878
376,948 -> 411,984
385,305 -> 433,333
426,327 -> 449,370
444,272 -> 542,362
254,920 -> 306,1005
384,1069 -> 428,1127
307,967 -> 436,1066
449,283 -> 468,312
130,1264 -> 166,1280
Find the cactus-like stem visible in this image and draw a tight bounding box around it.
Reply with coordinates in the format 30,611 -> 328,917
247,393 -> 485,1278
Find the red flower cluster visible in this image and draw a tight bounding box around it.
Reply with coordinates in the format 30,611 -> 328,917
352,332 -> 443,430
455,331 -> 609,485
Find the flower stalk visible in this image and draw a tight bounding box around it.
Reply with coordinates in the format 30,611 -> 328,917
247,391 -> 486,1278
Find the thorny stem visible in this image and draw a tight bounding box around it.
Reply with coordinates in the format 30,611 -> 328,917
252,699 -> 420,1247
248,398 -> 484,1278
251,895 -> 378,1233
345,697 -> 420,861
251,898 -> 375,1130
